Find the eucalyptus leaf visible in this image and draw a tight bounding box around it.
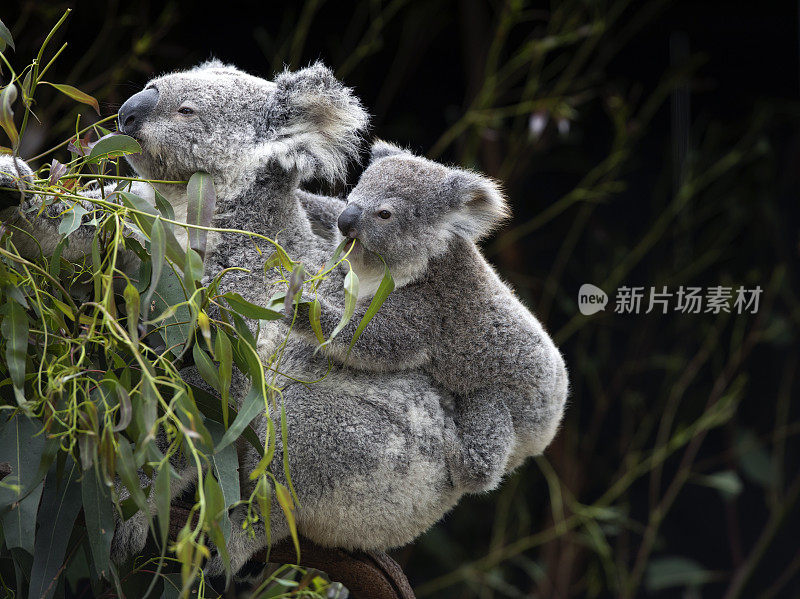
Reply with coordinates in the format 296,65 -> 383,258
81,466 -> 114,580
40,82 -> 100,116
347,258 -> 394,355
207,421 -> 241,542
644,556 -> 715,592
222,292 -> 283,321
0,18 -> 15,51
28,459 -> 83,599
2,298 -> 29,406
186,171 -> 216,260
86,133 -> 141,162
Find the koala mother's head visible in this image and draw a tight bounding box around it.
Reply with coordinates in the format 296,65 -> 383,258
339,141 -> 509,281
118,60 -> 368,188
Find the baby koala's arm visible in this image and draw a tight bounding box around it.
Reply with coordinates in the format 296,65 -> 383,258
291,286 -> 432,371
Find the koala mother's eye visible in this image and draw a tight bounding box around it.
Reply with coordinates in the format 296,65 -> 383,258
378,210 -> 392,220
177,106 -> 195,115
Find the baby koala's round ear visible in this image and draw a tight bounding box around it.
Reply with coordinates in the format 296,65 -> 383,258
444,170 -> 510,241
369,139 -> 409,163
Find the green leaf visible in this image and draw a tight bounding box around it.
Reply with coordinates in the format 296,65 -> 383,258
86,134 -> 141,162
144,216 -> 165,309
215,328 -> 233,427
183,248 -> 204,290
255,476 -> 272,549
193,344 -> 221,393
213,386 -> 264,454
644,557 -> 716,592
118,192 -> 185,266
207,422 -> 240,542
2,298 -> 29,406
123,283 -> 140,342
148,266 -> 193,356
222,292 -> 283,321
57,204 -> 89,237
693,470 -> 743,500
0,18 -> 15,51
325,269 -> 358,344
154,465 -> 171,547
202,472 -> 231,582
737,430 -> 777,488
309,299 -> 324,344
0,416 -> 47,555
29,459 -> 83,599
275,482 -> 300,563
153,189 -> 175,221
186,171 -> 216,260
40,82 -> 100,115
115,441 -> 149,518
347,258 -> 394,355
0,84 -> 19,148
81,466 -> 115,580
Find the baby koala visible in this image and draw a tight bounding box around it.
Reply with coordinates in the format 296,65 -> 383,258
291,141 -> 568,491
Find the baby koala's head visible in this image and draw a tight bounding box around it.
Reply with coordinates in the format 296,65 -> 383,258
338,141 -> 509,283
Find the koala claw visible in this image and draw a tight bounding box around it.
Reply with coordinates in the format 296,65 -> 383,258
110,510 -> 150,564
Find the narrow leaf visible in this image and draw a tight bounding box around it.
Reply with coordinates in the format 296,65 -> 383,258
81,466 -> 115,580
0,84 -> 19,148
275,482 -> 300,563
214,328 -> 233,427
40,82 -> 100,115
28,459 -> 83,599
325,269 -> 358,343
207,422 -> 240,542
193,344 -> 221,393
2,299 -> 29,405
186,171 -> 216,260
154,465 -> 171,546
222,292 -> 283,321
214,386 -> 264,454
123,283 -> 140,342
0,18 -> 15,51
347,259 -> 395,355
145,216 -> 165,308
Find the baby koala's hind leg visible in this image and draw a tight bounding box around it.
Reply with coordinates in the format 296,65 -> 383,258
446,391 -> 515,494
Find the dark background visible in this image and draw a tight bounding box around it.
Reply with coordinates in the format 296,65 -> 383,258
3,1 -> 799,597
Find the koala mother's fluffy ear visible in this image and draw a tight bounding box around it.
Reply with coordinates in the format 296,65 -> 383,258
443,170 -> 510,241
269,62 -> 370,183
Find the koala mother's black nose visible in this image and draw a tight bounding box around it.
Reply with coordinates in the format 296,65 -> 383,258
337,204 -> 362,238
118,87 -> 159,137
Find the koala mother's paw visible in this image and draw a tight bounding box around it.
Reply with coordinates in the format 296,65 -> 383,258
110,510 -> 150,564
0,155 -> 34,211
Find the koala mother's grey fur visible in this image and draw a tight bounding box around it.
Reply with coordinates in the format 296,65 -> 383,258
291,142 -> 569,488
0,62 -> 567,574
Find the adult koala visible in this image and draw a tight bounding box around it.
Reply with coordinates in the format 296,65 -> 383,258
0,61 -> 568,573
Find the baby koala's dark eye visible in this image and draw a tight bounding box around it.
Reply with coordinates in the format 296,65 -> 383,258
177,106 -> 195,115
378,210 -> 392,220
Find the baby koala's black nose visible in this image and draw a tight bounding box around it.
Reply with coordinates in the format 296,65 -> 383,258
337,204 -> 362,238
118,87 -> 159,137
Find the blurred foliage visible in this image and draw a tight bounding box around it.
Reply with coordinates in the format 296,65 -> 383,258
1,1 -> 799,598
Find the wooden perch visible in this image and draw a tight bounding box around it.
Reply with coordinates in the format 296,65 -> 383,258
169,501 -> 416,599
0,462 -> 417,598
